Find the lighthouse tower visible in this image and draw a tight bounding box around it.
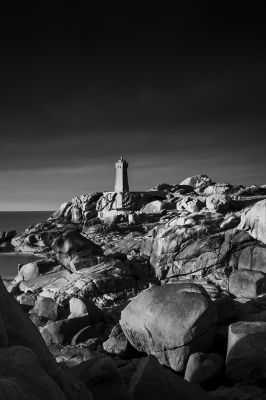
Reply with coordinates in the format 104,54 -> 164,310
114,156 -> 129,192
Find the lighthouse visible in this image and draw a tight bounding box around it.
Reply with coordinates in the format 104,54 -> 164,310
114,156 -> 129,192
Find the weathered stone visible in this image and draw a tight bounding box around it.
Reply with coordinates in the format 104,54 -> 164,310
141,200 -> 164,214
180,175 -> 213,190
229,269 -> 266,298
184,352 -> 224,386
238,200 -> 266,244
67,356 -> 129,400
0,346 -> 67,400
211,385 -> 266,400
69,297 -> 102,321
206,194 -> 232,213
226,321 -> 266,381
53,202 -> 71,219
52,230 -> 102,255
30,296 -> 65,321
103,324 -> 135,357
18,258 -> 59,281
120,283 -> 217,372
129,355 -> 213,400
0,278 -> 91,400
40,315 -> 93,345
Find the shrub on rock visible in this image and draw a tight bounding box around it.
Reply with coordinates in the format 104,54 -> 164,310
120,283 -> 217,372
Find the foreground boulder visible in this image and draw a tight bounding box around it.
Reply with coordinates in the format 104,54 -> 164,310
129,355 -> 213,400
68,355 -> 129,400
228,269 -> 266,298
120,283 -> 217,372
0,278 -> 92,400
226,321 -> 266,381
0,346 -> 67,400
238,200 -> 266,244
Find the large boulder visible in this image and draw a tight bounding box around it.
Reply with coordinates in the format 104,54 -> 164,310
129,355 -> 213,400
206,194 -> 232,213
238,200 -> 266,244
0,278 -> 91,400
0,346 -> 67,400
120,283 -> 217,372
226,321 -> 266,381
51,230 -> 102,255
228,269 -> 266,298
179,175 -> 213,190
53,202 -> 71,219
141,212 -> 231,280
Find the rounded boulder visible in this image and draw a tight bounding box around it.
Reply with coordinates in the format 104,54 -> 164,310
120,283 -> 217,372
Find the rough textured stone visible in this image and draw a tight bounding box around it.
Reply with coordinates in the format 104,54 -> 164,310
226,321 -> 266,381
40,315 -> 96,345
184,352 -> 224,386
238,200 -> 266,244
0,346 -> 67,400
129,355 -> 213,400
67,356 -> 129,400
30,296 -> 65,321
0,278 -> 91,400
103,324 -> 134,357
206,194 -> 232,213
228,269 -> 266,298
120,283 -> 217,372
52,230 -> 102,255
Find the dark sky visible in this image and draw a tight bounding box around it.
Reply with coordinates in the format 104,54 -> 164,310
1,3 -> 266,210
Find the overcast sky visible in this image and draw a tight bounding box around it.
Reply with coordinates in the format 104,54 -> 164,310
1,3 -> 266,210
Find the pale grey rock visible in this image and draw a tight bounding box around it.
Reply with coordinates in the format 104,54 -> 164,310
120,283 -> 217,372
53,202 -> 71,219
180,174 -> 213,189
228,269 -> 266,298
206,194 -> 232,213
238,200 -> 266,244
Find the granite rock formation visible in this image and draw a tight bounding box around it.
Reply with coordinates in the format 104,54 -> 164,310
2,173 -> 266,398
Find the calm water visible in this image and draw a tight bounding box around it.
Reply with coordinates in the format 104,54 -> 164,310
0,211 -> 52,279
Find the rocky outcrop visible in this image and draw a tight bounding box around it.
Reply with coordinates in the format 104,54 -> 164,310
120,283 -> 217,372
0,277 -> 92,399
4,173 -> 266,398
238,199 -> 266,244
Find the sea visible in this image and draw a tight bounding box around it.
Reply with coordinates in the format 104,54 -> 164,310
0,211 -> 52,279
